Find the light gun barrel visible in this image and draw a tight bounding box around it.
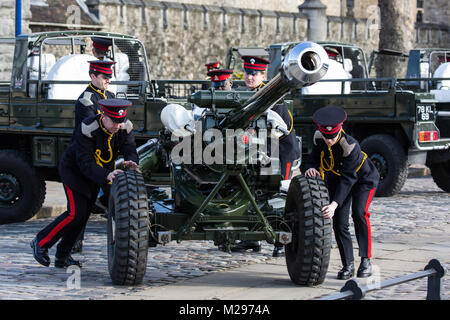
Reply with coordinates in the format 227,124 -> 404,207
219,42 -> 329,130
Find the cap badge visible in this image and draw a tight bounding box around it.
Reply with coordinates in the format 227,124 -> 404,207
250,58 -> 255,64
214,76 -> 219,80
326,126 -> 332,131
118,110 -> 124,116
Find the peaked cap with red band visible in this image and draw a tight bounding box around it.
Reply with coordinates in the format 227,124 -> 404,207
208,69 -> 233,82
98,98 -> 131,123
242,56 -> 270,75
91,37 -> 112,51
205,61 -> 221,72
207,69 -> 233,88
312,106 -> 347,139
88,60 -> 116,78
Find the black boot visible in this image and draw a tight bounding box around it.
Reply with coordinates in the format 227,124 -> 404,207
357,257 -> 372,278
30,237 -> 50,267
71,240 -> 83,254
55,255 -> 82,268
337,263 -> 355,280
230,241 -> 261,252
272,245 -> 285,257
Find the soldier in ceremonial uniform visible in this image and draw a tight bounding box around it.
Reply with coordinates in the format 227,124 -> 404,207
208,68 -> 233,90
70,60 -> 117,254
91,37 -> 112,61
231,56 -> 301,257
305,106 -> 379,279
30,99 -> 139,268
202,61 -> 222,90
75,60 -> 116,130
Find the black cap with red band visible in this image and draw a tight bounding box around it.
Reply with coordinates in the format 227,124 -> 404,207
98,98 -> 131,123
91,37 -> 112,51
88,60 -> 116,78
207,69 -> 233,88
312,106 -> 347,139
205,61 -> 221,72
242,56 -> 270,75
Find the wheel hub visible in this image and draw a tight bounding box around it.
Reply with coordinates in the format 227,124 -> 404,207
370,153 -> 388,180
0,173 -> 21,204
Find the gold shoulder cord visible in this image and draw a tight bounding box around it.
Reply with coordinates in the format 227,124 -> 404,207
94,118 -> 114,170
89,84 -> 108,115
89,83 -> 107,100
356,151 -> 368,172
280,109 -> 294,140
320,148 -> 369,180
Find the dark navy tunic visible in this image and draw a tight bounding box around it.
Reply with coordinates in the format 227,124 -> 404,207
306,130 -> 379,206
237,84 -> 301,179
74,84 -> 115,130
59,114 -> 138,199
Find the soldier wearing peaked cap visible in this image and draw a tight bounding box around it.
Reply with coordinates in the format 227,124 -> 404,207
208,68 -> 233,90
91,37 -> 112,60
205,61 -> 221,73
230,56 -> 301,257
305,105 -> 379,280
202,61 -> 222,90
31,99 -> 139,269
71,60 -> 117,254
75,60 -> 117,131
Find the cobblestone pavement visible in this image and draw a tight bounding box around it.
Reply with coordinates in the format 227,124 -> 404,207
0,176 -> 448,300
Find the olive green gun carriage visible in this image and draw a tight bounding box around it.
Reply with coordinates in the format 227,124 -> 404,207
106,42 -> 333,286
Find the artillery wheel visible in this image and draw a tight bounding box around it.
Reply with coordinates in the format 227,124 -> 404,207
360,134 -> 408,197
284,175 -> 332,286
107,171 -> 149,286
0,150 -> 46,224
429,160 -> 450,192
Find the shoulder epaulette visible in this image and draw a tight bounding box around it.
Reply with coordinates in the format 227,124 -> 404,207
79,91 -> 94,107
121,120 -> 133,134
313,130 -> 322,145
339,135 -> 356,157
81,118 -> 99,138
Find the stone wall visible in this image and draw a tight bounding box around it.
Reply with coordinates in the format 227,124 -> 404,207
96,0 -> 388,79
423,0 -> 450,25
0,0 -> 31,81
94,0 -> 449,79
1,0 -> 449,81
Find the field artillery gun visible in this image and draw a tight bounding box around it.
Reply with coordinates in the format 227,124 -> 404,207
107,42 -> 333,287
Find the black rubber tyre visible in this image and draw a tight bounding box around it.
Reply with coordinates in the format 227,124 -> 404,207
360,134 -> 408,197
284,175 -> 332,286
429,160 -> 450,192
0,149 -> 46,224
107,171 -> 149,286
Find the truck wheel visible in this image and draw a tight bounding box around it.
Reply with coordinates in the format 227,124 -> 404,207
0,150 -> 46,224
429,161 -> 450,192
107,171 -> 149,286
284,175 -> 332,286
360,134 -> 408,197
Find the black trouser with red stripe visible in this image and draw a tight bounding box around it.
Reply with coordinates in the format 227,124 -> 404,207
329,183 -> 376,267
36,184 -> 98,258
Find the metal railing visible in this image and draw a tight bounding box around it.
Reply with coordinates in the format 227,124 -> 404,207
317,259 -> 447,300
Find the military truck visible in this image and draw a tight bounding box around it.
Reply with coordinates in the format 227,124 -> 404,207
226,42 -> 450,197
395,48 -> 450,193
0,31 -> 169,224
